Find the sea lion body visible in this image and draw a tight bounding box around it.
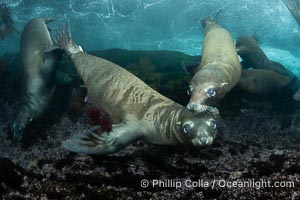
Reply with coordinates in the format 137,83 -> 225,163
13,17 -> 60,140
188,17 -> 241,110
238,69 -> 291,95
55,27 -> 218,155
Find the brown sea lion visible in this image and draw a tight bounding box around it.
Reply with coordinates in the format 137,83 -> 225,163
187,17 -> 241,112
236,35 -> 300,101
54,25 -> 218,155
12,17 -> 62,140
237,69 -> 291,95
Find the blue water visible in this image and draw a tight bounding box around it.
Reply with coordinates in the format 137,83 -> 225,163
1,0 -> 300,77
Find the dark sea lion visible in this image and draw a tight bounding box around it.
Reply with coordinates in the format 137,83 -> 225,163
238,69 -> 291,95
187,17 -> 241,112
236,35 -> 300,101
12,17 -> 62,140
54,25 -> 218,155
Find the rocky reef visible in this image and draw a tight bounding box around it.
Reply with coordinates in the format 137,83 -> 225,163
0,49 -> 299,199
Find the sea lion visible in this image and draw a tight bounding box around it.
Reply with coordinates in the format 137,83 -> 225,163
236,35 -> 300,101
187,17 -> 241,112
237,69 -> 291,95
54,25 -> 218,155
236,36 -> 292,77
12,17 -> 62,140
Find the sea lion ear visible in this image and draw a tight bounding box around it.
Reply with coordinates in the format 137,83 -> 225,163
176,122 -> 181,126
220,82 -> 228,88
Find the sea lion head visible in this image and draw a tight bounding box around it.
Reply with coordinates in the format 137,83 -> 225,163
188,65 -> 229,106
236,36 -> 259,56
177,108 -> 218,146
189,75 -> 228,106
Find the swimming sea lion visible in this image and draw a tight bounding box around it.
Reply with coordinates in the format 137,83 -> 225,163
12,17 -> 62,140
236,36 -> 292,77
236,35 -> 300,101
187,17 -> 241,111
237,69 -> 291,95
55,25 -> 218,155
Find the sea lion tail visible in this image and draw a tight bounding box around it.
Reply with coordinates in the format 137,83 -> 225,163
54,22 -> 83,55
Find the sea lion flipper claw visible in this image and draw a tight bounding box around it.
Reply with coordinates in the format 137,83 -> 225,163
62,123 -> 141,155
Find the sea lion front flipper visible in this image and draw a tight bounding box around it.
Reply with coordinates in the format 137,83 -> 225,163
181,60 -> 199,76
62,123 -> 142,155
293,88 -> 300,101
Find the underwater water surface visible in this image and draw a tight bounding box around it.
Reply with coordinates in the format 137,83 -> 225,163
0,0 -> 300,199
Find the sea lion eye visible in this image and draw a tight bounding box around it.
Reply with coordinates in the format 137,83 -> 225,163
210,120 -> 217,130
182,123 -> 192,135
207,88 -> 216,97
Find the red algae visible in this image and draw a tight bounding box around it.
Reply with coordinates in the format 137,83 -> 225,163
86,106 -> 112,132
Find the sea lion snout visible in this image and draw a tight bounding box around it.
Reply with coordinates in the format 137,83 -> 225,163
192,129 -> 214,146
188,84 -> 209,105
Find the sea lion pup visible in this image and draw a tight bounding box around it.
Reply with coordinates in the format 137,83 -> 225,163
12,17 -> 62,140
236,35 -> 300,101
187,17 -> 241,112
237,69 -> 291,95
55,25 -> 218,155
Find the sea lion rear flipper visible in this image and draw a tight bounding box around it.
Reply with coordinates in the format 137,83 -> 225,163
62,123 -> 142,155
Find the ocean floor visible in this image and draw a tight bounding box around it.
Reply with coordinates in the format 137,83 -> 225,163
0,99 -> 300,199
